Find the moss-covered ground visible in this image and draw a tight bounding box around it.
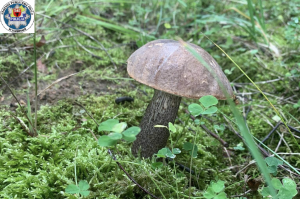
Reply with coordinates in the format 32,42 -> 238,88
0,0 -> 299,198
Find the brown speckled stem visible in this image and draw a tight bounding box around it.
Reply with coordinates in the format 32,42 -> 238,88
131,89 -> 181,158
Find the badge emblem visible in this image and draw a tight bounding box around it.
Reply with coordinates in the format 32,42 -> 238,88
0,0 -> 34,33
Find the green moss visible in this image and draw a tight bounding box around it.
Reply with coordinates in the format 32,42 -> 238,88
1,0 -> 300,198
0,90 -> 243,198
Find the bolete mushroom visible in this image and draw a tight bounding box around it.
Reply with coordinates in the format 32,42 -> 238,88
127,39 -> 234,158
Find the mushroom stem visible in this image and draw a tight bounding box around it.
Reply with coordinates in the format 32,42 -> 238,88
132,89 -> 182,158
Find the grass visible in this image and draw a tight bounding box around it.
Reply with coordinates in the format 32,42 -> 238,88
0,0 -> 299,198
183,40 -> 277,197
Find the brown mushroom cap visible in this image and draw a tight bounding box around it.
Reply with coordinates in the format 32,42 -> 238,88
127,39 -> 234,100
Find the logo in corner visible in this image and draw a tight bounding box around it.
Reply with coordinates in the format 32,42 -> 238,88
0,0 -> 34,33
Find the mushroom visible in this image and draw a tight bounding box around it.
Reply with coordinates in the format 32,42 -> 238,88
127,39 -> 234,158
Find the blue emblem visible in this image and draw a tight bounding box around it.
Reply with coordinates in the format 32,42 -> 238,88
4,4 -> 31,29
1,1 -> 34,33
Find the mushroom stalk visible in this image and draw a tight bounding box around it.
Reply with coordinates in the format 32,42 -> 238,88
131,89 -> 181,158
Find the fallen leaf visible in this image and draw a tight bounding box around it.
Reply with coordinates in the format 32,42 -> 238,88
25,35 -> 47,50
247,178 -> 262,191
20,99 -> 26,106
36,35 -> 46,47
37,59 -> 47,73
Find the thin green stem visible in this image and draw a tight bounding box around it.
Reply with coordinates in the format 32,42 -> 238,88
155,4 -> 163,36
168,127 -> 179,199
189,130 -> 197,198
247,0 -> 256,42
258,0 -> 265,31
75,147 -> 78,186
182,40 -> 277,198
33,12 -> 38,135
0,75 -> 36,136
254,137 -> 300,175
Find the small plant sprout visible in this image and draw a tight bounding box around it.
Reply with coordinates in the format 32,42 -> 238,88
183,142 -> 198,158
259,178 -> 297,199
214,124 -> 225,136
214,124 -> 225,132
233,142 -> 245,151
156,147 -> 181,159
292,99 -> 300,109
154,123 -> 181,159
265,157 -> 283,176
203,180 -> 228,199
187,95 -> 219,157
65,180 -> 90,197
97,119 -> 141,147
285,17 -> 300,48
188,95 -> 219,117
272,115 -> 281,123
224,67 -> 235,75
152,123 -> 181,169
152,147 -> 181,169
194,119 -> 204,125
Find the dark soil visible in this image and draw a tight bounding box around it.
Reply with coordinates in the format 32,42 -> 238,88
0,60 -> 125,111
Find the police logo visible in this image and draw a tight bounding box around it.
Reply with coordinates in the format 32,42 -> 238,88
0,0 -> 34,33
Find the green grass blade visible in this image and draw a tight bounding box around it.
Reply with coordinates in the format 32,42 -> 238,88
206,38 -> 300,152
77,15 -> 139,36
258,0 -> 265,31
155,4 -> 163,35
246,0 -> 256,41
286,112 -> 300,125
34,14 -> 38,136
254,137 -> 300,175
26,90 -> 33,134
180,39 -> 277,198
75,0 -> 134,5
